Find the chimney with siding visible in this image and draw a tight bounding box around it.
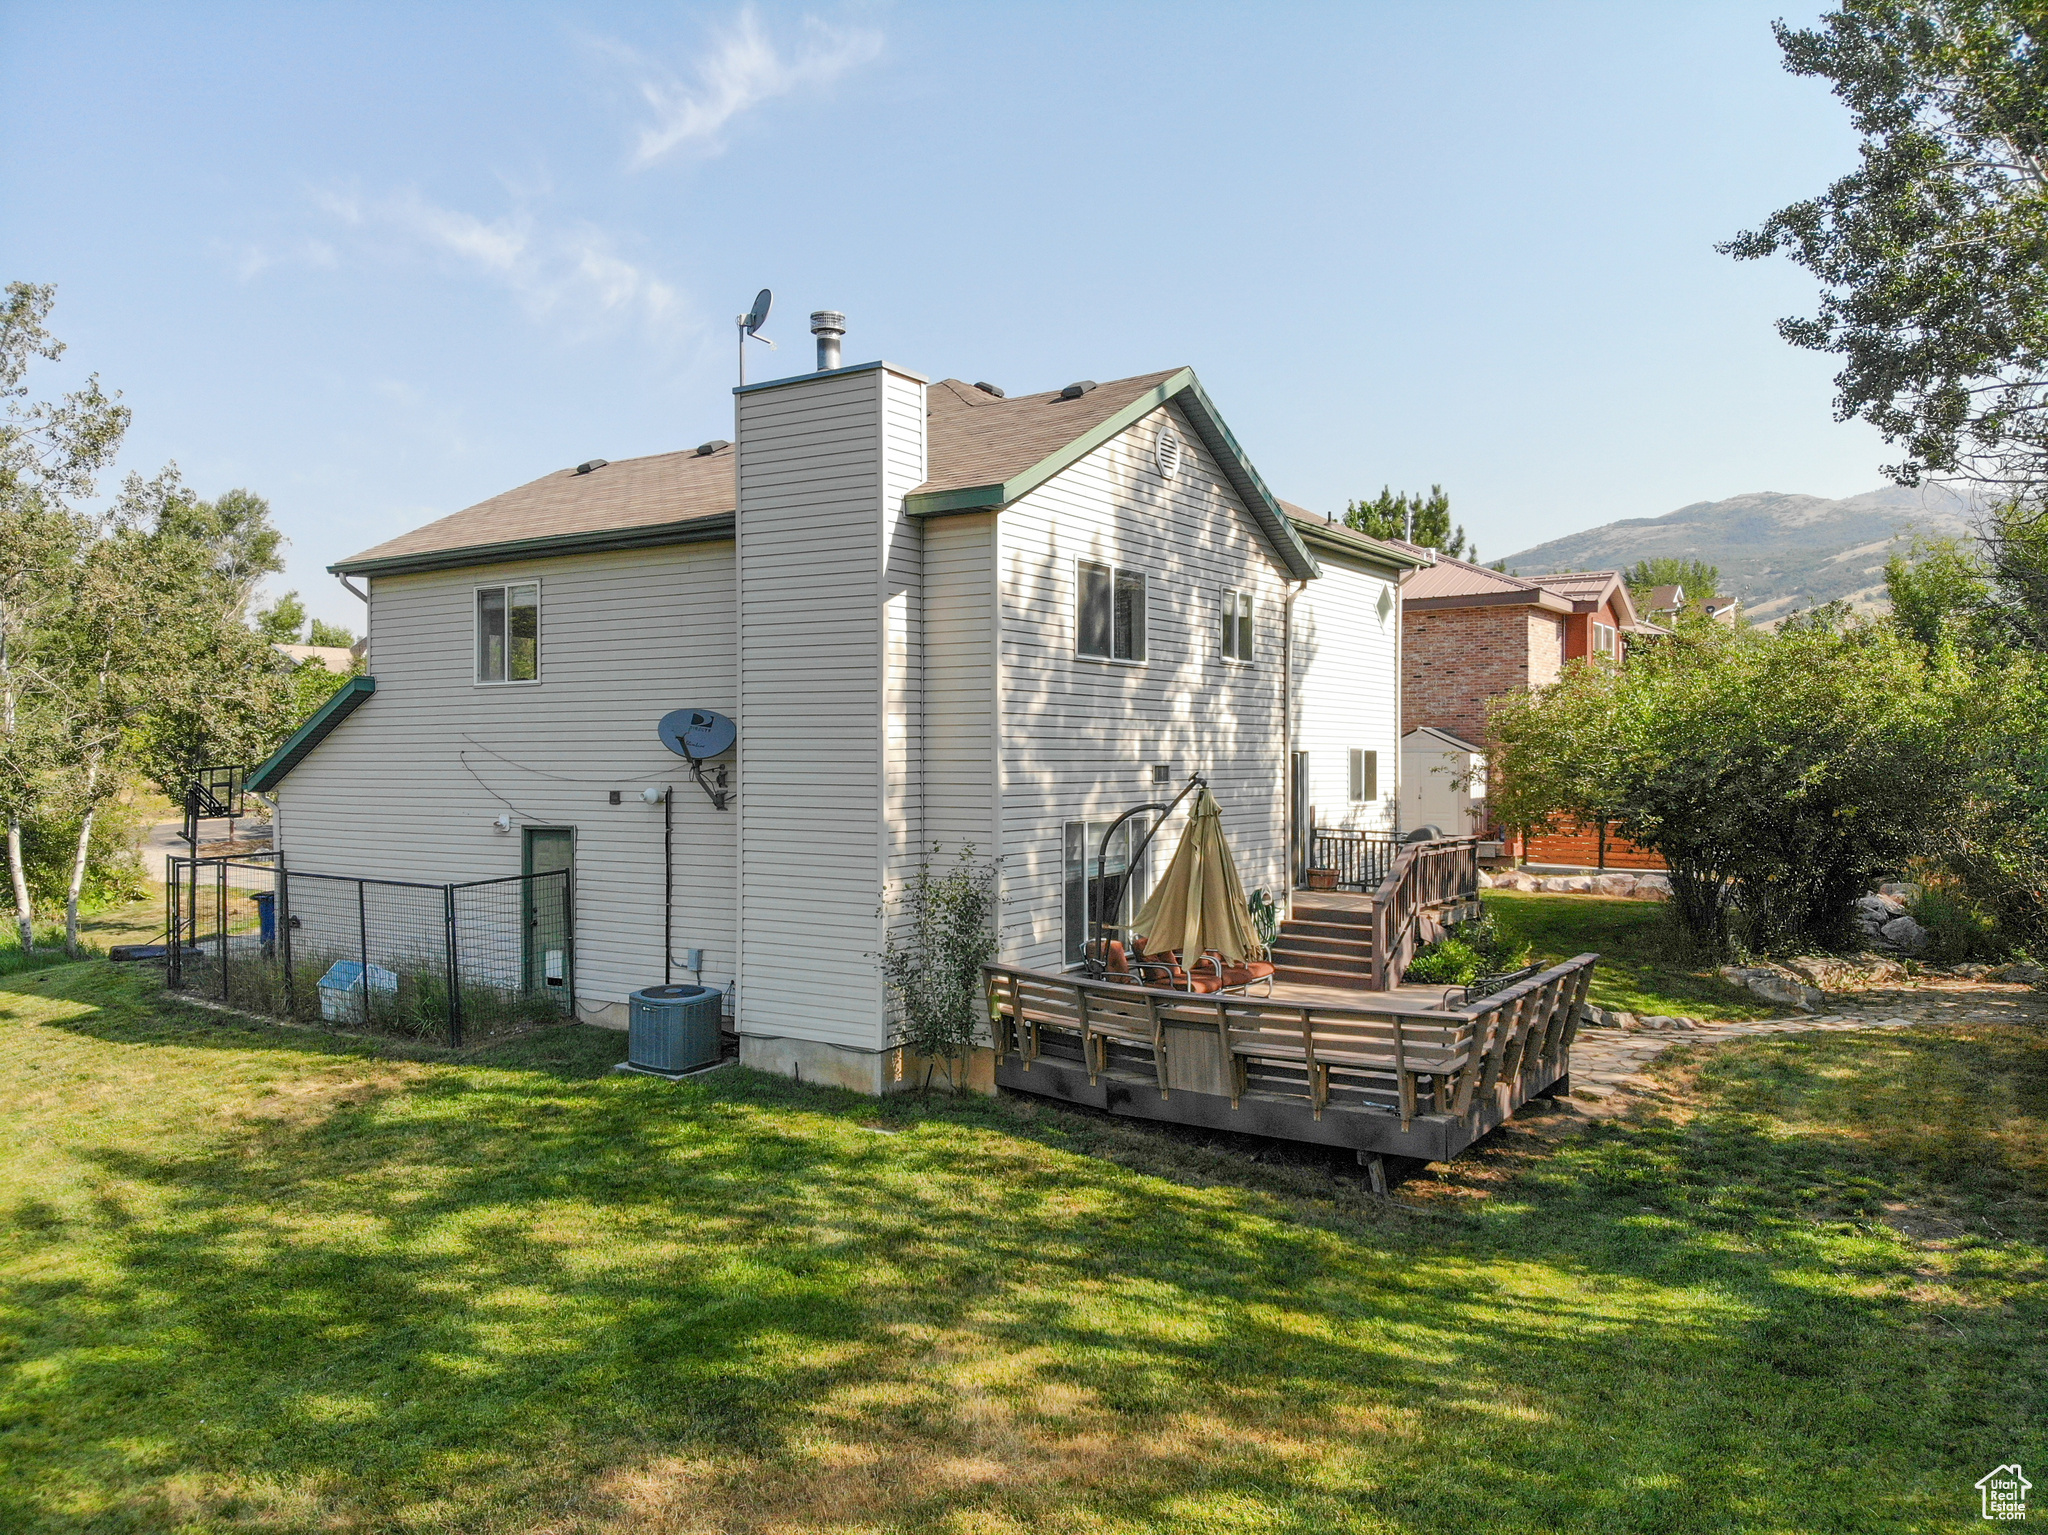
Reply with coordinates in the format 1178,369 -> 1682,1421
732,327 -> 929,1092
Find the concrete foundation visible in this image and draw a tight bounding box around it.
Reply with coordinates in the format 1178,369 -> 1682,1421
574,999 -> 630,1031
740,1034 -> 893,1094
739,1037 -> 1001,1097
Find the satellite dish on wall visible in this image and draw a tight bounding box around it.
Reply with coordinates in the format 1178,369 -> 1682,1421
659,708 -> 737,761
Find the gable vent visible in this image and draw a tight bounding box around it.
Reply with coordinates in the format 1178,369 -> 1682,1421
1153,424 -> 1183,482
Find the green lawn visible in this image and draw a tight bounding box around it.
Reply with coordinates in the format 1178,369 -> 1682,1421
1482,891 -> 1783,1020
2,961 -> 2043,1532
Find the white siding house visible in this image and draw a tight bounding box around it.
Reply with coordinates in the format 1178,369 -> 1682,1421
257,347 -> 1425,1092
1286,515 -> 1407,845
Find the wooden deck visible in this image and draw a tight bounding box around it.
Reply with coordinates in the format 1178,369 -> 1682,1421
985,954 -> 1597,1162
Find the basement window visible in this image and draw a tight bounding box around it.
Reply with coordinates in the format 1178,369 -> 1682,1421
477,582 -> 539,683
1077,561 -> 1146,662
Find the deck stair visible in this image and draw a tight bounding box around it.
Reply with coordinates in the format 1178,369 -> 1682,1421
1270,893 -> 1377,989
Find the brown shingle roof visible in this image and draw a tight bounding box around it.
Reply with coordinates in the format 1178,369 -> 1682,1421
333,364 -> 1319,579
337,445 -> 738,573
913,370 -> 1186,498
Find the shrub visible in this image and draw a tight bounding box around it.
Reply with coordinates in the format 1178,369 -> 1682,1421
1909,882 -> 2004,964
1404,915 -> 1529,986
1405,936 -> 1483,986
880,845 -> 999,1089
1490,614 -> 1966,956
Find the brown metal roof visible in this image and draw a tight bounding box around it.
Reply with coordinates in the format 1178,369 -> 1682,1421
1402,552 -> 1543,603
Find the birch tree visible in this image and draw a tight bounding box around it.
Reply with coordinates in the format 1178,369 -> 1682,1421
0,283 -> 128,948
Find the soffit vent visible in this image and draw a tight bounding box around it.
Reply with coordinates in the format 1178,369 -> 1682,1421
1153,423 -> 1183,481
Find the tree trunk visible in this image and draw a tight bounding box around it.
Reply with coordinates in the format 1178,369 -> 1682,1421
6,818 -> 30,951
0,609 -> 28,951
63,753 -> 102,957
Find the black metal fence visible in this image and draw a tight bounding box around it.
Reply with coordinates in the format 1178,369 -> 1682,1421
1307,827 -> 1402,892
165,854 -> 573,1047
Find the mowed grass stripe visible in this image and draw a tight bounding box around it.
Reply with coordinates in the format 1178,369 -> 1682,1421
0,959 -> 2041,1532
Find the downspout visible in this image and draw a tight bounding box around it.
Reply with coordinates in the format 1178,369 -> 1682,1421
1283,578 -> 1308,914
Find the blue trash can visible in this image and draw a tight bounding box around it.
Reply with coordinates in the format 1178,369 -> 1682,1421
253,890 -> 276,950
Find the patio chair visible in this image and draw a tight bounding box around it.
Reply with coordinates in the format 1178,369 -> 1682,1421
1097,939 -> 1183,990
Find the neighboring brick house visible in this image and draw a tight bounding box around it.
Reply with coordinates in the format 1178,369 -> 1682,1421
1394,549 -> 1666,867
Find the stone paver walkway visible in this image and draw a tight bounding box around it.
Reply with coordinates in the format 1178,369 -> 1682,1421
1570,1015 -> 1917,1107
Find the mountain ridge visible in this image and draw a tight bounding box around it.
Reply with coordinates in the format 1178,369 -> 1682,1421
1499,483 -> 1980,622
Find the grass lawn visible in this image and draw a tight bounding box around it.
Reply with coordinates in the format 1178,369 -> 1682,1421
1482,891 -> 1782,1021
2,961 -> 2043,1532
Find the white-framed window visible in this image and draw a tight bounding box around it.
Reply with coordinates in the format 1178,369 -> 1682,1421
1593,622 -> 1618,659
1062,820 -> 1151,967
1077,561 -> 1146,662
1222,588 -> 1255,661
476,581 -> 540,684
1349,748 -> 1378,802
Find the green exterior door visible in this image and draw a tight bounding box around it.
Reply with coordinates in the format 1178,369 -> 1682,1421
522,828 -> 575,1004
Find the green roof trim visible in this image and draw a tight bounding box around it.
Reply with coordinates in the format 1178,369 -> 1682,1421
247,675 -> 375,794
1293,519 -> 1435,571
330,514 -> 735,578
904,368 -> 1321,581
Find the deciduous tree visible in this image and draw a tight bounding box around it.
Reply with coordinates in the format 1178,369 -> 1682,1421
0,282 -> 128,947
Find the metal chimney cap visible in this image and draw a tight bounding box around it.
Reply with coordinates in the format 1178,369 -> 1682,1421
809,310 -> 846,335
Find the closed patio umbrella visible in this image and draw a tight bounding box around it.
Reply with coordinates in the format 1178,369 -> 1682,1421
1130,786 -> 1262,966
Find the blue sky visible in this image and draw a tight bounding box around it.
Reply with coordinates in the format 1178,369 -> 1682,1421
2,1 -> 1873,629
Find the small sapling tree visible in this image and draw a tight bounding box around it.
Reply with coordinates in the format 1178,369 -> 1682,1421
880,845 -> 999,1091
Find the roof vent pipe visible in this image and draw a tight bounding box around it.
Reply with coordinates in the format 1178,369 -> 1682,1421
810,311 -> 845,371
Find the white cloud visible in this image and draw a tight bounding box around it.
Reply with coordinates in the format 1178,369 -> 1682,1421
309,185 -> 687,340
598,7 -> 884,168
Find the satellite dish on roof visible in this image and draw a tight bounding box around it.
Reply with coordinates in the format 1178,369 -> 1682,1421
659,708 -> 737,761
736,289 -> 775,384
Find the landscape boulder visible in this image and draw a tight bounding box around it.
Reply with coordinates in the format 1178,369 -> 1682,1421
1591,873 -> 1637,897
1632,874 -> 1671,901
1784,954 -> 1906,990
1718,963 -> 1823,1012
1878,915 -> 1929,952
1991,961 -> 2048,986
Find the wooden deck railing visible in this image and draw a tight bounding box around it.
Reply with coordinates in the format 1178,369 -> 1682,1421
1369,836 -> 1482,989
984,952 -> 1597,1159
1308,827 -> 1402,891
